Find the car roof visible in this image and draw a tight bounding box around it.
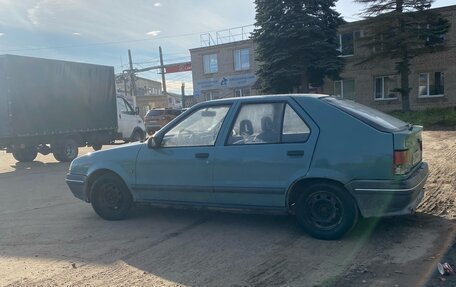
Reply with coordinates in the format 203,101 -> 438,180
197,94 -> 329,105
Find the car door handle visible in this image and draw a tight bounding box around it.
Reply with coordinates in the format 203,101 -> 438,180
287,150 -> 304,157
195,153 -> 209,159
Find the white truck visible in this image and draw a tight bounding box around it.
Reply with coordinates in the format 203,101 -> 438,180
0,54 -> 146,162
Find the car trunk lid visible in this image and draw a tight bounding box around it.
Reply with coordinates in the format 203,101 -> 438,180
392,125 -> 423,175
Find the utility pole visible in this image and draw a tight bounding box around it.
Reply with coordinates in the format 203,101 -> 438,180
128,49 -> 137,107
123,75 -> 127,98
181,82 -> 185,108
159,46 -> 167,94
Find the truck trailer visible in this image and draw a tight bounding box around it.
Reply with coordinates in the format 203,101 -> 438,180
0,55 -> 146,162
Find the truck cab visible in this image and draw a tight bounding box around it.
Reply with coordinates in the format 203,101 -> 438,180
116,97 -> 146,142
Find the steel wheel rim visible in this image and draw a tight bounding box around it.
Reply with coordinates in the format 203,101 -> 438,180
306,191 -> 344,230
100,183 -> 123,210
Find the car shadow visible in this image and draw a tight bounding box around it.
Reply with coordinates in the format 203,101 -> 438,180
0,196 -> 455,286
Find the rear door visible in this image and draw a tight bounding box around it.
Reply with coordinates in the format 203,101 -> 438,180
212,99 -> 319,209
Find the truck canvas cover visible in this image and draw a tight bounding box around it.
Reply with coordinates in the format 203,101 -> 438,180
0,55 -> 117,138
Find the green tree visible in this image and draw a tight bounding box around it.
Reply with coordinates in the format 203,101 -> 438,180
356,0 -> 450,111
253,0 -> 344,94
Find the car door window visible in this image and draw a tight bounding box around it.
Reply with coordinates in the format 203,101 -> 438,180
228,103 -> 284,145
117,98 -> 127,113
282,105 -> 310,143
162,105 -> 230,147
118,98 -> 134,114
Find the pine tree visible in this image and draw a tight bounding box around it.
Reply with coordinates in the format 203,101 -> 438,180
253,0 -> 344,94
356,0 -> 450,111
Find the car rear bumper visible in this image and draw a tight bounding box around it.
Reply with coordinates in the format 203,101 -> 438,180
346,162 -> 429,218
145,124 -> 161,133
66,173 -> 89,202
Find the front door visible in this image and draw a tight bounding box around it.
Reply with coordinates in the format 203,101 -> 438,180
213,100 -> 318,209
135,105 -> 231,204
116,97 -> 137,139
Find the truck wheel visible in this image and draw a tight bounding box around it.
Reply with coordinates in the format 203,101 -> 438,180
12,146 -> 38,162
53,138 -> 79,162
90,174 -> 132,220
130,130 -> 144,142
295,183 -> 358,240
92,144 -> 103,151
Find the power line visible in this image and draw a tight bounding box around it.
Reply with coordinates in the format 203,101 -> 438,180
0,25 -> 255,53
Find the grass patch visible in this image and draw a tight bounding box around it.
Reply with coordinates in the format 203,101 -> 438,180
390,107 -> 456,129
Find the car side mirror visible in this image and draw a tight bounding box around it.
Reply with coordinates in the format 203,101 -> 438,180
135,107 -> 140,115
147,135 -> 162,149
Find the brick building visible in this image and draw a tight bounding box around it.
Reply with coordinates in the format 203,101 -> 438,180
322,5 -> 456,111
189,6 -> 456,111
115,76 -> 182,117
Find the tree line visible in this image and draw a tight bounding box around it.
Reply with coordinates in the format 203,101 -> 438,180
253,0 -> 450,111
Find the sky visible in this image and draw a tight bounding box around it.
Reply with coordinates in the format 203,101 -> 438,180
0,0 -> 454,94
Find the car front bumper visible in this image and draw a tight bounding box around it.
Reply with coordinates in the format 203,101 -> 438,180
346,162 -> 429,218
66,173 -> 89,202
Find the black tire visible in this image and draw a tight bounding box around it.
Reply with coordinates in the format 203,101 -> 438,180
90,174 -> 133,220
53,138 -> 79,162
295,183 -> 358,240
130,130 -> 144,142
12,146 -> 38,162
92,144 -> 103,151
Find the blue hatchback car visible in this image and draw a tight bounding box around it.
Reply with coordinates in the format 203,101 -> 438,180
66,95 -> 428,240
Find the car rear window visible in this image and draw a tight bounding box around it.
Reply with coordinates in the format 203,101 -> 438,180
146,110 -> 164,116
323,97 -> 409,132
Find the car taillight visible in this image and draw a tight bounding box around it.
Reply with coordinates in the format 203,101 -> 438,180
393,150 -> 411,175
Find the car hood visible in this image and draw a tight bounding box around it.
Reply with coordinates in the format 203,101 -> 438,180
69,142 -> 145,176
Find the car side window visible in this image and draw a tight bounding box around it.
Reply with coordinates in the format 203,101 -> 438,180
282,105 -> 310,143
162,105 -> 230,147
228,103 -> 283,145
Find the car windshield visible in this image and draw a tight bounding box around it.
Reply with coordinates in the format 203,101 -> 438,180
323,97 -> 409,132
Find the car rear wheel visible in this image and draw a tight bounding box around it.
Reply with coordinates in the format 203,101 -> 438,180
295,183 -> 358,240
90,174 -> 132,220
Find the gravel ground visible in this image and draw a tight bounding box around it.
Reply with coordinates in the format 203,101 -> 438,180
0,131 -> 455,287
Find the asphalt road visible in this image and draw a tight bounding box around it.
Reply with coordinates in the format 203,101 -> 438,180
0,135 -> 455,287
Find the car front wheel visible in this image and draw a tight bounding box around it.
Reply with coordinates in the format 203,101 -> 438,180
90,174 -> 133,220
295,183 -> 358,240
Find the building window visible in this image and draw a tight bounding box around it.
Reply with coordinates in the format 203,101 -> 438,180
373,34 -> 384,53
338,32 -> 354,56
424,22 -> 446,45
418,72 -> 444,98
202,91 -> 220,101
374,75 -> 398,100
333,79 -> 355,100
203,54 -> 218,74
234,48 -> 250,71
234,88 -> 251,97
